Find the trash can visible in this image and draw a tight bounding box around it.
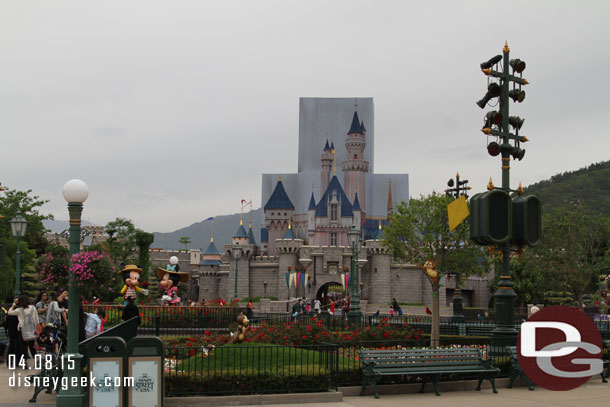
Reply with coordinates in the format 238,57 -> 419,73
87,336 -> 127,407
126,336 -> 164,407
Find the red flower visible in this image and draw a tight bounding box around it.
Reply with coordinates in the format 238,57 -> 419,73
189,349 -> 194,357
302,335 -> 308,339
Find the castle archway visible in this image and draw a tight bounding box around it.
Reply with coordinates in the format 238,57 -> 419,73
316,281 -> 346,307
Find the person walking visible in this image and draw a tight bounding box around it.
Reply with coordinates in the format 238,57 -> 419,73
246,299 -> 254,319
122,297 -> 141,327
314,298 -> 321,314
329,299 -> 335,316
35,292 -> 49,326
47,291 -> 67,328
4,297 -> 25,367
392,298 -> 403,316
84,309 -> 105,338
8,295 -> 39,362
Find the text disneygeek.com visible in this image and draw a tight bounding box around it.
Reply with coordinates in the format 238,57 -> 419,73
9,372 -> 137,391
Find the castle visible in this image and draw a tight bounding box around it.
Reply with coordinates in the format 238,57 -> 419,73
151,98 -> 492,311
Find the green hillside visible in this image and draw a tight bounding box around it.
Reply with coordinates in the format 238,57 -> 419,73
524,160 -> 610,217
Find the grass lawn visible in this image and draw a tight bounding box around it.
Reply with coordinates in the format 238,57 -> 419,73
177,342 -> 347,372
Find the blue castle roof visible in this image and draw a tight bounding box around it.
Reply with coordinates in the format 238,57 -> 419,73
264,179 -> 295,210
361,121 -> 366,132
283,227 -> 296,239
199,259 -> 222,266
204,240 -> 221,255
248,226 -> 257,245
323,140 -> 331,151
260,228 -> 268,243
233,224 -> 248,238
353,193 -> 361,211
308,192 -> 316,211
315,175 -> 353,218
348,111 -> 363,134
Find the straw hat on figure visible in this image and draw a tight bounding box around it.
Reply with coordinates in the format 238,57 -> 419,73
119,264 -> 149,305
156,256 -> 189,306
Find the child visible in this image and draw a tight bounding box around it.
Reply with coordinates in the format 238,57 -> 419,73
389,307 -> 395,316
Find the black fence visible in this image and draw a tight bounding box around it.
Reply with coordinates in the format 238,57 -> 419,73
164,343 -> 337,396
83,304 -> 247,336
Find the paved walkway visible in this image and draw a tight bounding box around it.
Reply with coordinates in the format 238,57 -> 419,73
1,361 -> 608,406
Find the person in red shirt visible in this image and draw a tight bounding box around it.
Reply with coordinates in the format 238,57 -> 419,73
329,300 -> 335,315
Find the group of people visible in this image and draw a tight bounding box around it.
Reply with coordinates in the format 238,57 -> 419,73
291,297 -> 322,319
2,291 -> 107,368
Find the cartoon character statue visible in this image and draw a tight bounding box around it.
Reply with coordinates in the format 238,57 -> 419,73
119,265 -> 149,305
156,256 -> 189,306
418,259 -> 440,285
230,313 -> 249,344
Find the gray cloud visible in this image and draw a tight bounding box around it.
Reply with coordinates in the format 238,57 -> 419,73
1,0 -> 609,232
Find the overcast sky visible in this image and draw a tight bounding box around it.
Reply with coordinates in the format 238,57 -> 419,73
1,1 -> 609,232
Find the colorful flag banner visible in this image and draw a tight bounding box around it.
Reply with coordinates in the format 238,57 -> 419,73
303,273 -> 308,287
290,272 -> 297,288
344,273 -> 351,290
285,273 -> 290,289
340,273 -> 345,289
296,272 -> 302,288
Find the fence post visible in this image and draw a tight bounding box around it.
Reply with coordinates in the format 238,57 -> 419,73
155,315 -> 160,337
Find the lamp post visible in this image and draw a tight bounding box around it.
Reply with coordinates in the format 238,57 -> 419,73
233,242 -> 242,300
57,179 -> 88,407
347,226 -> 362,325
9,213 -> 27,297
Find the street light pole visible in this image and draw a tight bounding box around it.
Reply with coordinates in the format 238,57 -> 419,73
9,213 -> 27,297
445,173 -> 470,323
347,226 -> 362,325
56,179 -> 88,407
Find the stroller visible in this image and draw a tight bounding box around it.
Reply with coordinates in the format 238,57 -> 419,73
36,323 -> 65,355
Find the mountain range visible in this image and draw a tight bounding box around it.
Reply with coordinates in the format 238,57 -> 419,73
43,160 -> 609,251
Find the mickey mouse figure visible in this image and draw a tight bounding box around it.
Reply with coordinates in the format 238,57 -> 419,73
156,256 -> 189,306
119,264 -> 149,305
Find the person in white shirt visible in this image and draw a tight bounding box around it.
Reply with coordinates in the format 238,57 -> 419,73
314,299 -> 321,314
84,309 -> 105,338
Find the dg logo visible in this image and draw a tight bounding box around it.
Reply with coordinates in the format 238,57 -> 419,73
517,305 -> 604,390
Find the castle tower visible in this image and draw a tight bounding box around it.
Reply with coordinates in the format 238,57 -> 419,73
320,140 -> 333,195
264,177 -> 295,256
198,231 -> 222,300
342,110 -> 369,214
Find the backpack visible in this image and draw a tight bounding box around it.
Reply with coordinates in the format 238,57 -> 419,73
21,308 -> 37,341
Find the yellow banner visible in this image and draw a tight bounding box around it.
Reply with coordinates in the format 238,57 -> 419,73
448,195 -> 469,231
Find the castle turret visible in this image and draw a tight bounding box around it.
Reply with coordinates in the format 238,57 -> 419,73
320,140 -> 333,195
342,110 -> 369,214
307,190 -> 316,240
353,192 -> 362,231
264,177 -> 295,256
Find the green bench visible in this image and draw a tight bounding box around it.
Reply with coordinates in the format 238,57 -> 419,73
506,346 -> 535,390
507,341 -> 610,391
359,348 -> 499,398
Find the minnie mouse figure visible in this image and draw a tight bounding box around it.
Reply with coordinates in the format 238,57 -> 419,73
156,256 -> 189,306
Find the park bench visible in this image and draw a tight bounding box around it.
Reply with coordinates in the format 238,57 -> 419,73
359,348 -> 499,398
507,342 -> 609,390
506,345 -> 534,390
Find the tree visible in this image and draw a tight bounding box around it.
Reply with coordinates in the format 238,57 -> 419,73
104,218 -> 138,265
382,193 -> 486,347
0,187 -> 53,300
179,236 -> 191,251
535,202 -> 609,309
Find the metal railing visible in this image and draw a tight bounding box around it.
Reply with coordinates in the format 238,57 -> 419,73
164,343 -> 338,396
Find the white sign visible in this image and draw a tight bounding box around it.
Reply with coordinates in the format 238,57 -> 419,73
90,359 -> 123,407
129,358 -> 161,407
